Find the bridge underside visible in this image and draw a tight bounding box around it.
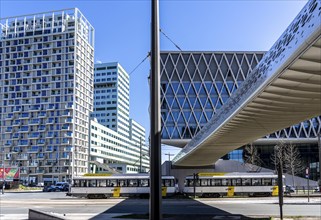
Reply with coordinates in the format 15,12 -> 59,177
173,2 -> 321,166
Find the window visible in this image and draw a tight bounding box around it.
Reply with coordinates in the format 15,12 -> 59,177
252,178 -> 261,186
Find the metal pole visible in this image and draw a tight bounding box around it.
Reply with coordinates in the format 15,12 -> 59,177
140,137 -> 142,173
164,153 -> 174,176
193,173 -> 196,199
277,162 -> 283,220
317,133 -> 321,191
150,0 -> 161,219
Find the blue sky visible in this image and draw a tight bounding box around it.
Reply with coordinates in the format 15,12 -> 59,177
1,0 -> 308,161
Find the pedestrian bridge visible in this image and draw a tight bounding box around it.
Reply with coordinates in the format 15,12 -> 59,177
173,1 -> 321,166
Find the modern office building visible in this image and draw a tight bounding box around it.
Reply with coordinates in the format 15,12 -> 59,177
89,62 -> 149,174
89,119 -> 149,173
0,9 -> 94,184
92,62 -> 130,139
160,51 -> 320,180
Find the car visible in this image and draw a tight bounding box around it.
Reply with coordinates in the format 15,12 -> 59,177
314,186 -> 320,192
55,182 -> 69,191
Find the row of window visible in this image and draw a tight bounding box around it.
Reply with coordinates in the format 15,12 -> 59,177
185,178 -> 277,187
74,179 -> 175,188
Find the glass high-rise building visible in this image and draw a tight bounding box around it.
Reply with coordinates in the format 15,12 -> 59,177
0,9 -> 94,184
160,51 -> 320,180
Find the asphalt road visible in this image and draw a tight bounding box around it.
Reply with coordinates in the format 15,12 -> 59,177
0,192 -> 320,220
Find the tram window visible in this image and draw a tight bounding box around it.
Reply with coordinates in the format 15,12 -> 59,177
252,178 -> 261,186
89,179 -> 96,187
107,179 -> 117,187
97,179 -> 106,187
222,179 -> 229,186
163,179 -> 172,187
119,179 -> 128,187
242,178 -> 251,186
140,179 -> 149,187
128,179 -> 138,187
232,179 -> 241,186
272,179 -> 278,186
262,178 -> 272,186
200,179 -> 210,186
213,179 -> 221,186
74,180 -> 80,187
80,180 -> 86,187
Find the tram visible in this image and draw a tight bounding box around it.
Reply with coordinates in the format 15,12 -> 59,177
68,174 -> 177,199
184,172 -> 282,197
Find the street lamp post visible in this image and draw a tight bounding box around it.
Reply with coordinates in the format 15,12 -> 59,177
150,0 -> 161,219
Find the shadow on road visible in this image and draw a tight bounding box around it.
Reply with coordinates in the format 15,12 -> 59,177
90,197 -> 269,220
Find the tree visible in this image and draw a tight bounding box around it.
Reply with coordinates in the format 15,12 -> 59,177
271,142 -> 304,187
271,142 -> 287,173
243,143 -> 263,172
284,144 -> 304,187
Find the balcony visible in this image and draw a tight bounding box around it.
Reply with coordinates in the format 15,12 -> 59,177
44,161 -> 54,166
47,104 -> 55,110
27,162 -> 38,167
65,117 -> 73,123
38,125 -> 46,131
27,147 -> 39,153
46,132 -> 54,138
37,154 -> 45,160
18,126 -> 29,133
64,132 -> 72,137
6,113 -> 14,119
12,133 -> 20,139
37,139 -> 46,145
5,141 -> 13,146
61,124 -> 69,130
5,127 -> 13,133
61,139 -> 71,145
20,113 -> 30,119
45,146 -> 53,152
38,111 -> 47,118
35,169 -> 45,173
18,140 -> 29,146
65,103 -> 73,109
29,119 -> 40,125
46,120 -> 54,124
29,105 -> 41,111
12,120 -> 21,126
62,110 -> 71,116
17,155 -> 28,160
28,132 -> 40,139
13,106 -> 22,112
11,147 -> 20,153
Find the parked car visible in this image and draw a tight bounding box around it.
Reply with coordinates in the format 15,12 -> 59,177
314,186 -> 320,192
42,182 -> 69,192
55,182 -> 69,191
43,185 -> 57,192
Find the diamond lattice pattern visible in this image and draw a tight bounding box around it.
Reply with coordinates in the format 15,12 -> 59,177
160,52 -> 321,141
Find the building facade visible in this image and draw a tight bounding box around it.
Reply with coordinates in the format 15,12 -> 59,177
92,62 -> 130,139
89,119 -> 149,173
0,9 -> 94,184
90,62 -> 149,174
160,51 -> 320,180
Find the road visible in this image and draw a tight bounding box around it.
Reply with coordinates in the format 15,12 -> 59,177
0,192 -> 320,219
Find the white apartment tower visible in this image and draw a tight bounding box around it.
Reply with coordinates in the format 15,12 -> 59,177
0,9 -> 94,184
92,62 -> 130,139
